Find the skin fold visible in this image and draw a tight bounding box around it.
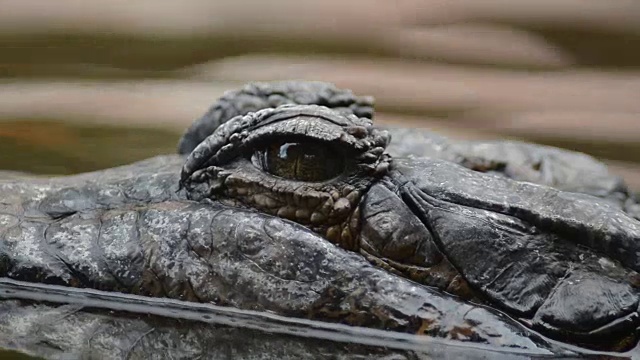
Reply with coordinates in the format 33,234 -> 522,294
2,81 -> 640,358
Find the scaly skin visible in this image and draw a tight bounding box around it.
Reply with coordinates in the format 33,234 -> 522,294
178,81 -> 374,155
180,82 -> 640,351
0,156 -> 564,358
384,127 -> 639,219
1,81 -> 640,357
181,105 -> 391,250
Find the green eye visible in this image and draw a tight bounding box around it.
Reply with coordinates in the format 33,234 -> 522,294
252,141 -> 344,182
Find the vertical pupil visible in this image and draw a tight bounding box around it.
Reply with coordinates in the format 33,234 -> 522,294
270,143 -> 308,178
278,143 -> 294,160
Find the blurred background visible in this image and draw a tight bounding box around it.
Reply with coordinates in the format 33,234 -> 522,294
1,0 -> 639,191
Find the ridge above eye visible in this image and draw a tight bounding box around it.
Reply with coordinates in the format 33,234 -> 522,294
251,140 -> 345,182
180,105 -> 392,252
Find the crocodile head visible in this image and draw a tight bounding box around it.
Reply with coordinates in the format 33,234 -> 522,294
179,100 -> 640,351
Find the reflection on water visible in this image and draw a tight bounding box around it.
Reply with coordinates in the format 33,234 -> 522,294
0,279 -> 622,360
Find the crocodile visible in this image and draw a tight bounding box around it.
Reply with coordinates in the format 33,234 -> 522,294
1,81 -> 640,358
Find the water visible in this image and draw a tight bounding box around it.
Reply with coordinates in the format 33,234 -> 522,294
0,279 -> 626,360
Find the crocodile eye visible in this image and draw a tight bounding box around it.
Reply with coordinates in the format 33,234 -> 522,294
251,141 -> 344,182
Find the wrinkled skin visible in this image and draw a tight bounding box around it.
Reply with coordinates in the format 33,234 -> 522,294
180,82 -> 640,351
1,81 -> 640,358
0,156 -> 567,358
178,81 -> 374,155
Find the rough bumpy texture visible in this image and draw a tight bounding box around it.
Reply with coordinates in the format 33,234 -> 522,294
384,127 -> 640,220
3,81 -> 640,356
0,156 -> 562,358
388,158 -> 640,349
181,105 -> 391,250
178,81 -> 640,351
177,81 -> 374,155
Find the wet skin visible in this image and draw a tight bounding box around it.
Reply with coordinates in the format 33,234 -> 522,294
1,82 -> 640,357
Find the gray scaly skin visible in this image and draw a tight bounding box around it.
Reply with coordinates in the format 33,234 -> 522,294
0,81 -> 639,358
384,127 -> 640,219
0,156 -> 564,359
177,81 -> 374,155
180,81 -> 640,351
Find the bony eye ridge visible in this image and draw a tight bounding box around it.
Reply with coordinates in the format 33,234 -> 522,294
180,104 -> 392,251
251,140 -> 345,182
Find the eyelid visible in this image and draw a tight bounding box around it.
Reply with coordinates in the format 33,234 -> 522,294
251,105 -> 359,128
242,117 -> 362,152
180,105 -> 387,187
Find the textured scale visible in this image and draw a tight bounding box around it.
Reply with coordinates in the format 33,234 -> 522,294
2,81 -> 640,357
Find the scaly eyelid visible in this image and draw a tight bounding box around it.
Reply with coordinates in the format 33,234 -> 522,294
180,104 -> 385,187
241,134 -> 350,160
242,117 -> 362,153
